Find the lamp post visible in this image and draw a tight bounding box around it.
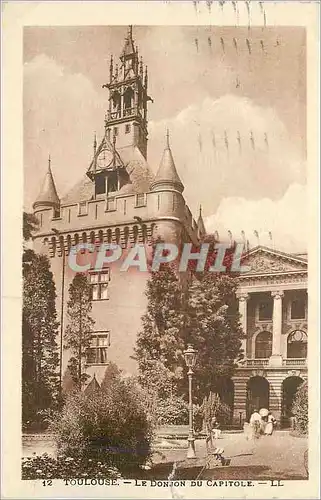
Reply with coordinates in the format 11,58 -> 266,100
52,228 -> 65,399
184,344 -> 197,459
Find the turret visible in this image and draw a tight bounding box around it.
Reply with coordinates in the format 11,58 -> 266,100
33,156 -> 60,211
150,130 -> 184,193
102,25 -> 152,159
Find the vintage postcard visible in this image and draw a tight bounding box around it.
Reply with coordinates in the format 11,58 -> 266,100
1,1 -> 320,499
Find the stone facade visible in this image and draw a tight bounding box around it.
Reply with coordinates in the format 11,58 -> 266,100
32,27 -> 201,386
233,246 -> 308,428
31,27 -> 308,427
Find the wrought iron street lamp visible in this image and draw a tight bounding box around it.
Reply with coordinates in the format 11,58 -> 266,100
184,344 -> 197,459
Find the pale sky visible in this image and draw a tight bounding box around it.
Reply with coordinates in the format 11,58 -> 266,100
24,25 -> 307,252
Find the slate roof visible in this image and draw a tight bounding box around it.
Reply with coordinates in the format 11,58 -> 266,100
33,162 -> 60,208
61,141 -> 154,205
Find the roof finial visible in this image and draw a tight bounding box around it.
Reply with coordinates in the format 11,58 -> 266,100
166,129 -> 170,148
128,25 -> 133,39
93,132 -> 97,155
109,55 -> 113,81
199,204 -> 202,217
48,154 -> 51,171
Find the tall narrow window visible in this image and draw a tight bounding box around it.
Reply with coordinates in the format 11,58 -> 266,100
255,331 -> 272,358
89,270 -> 110,301
106,197 -> 115,211
258,301 -> 273,321
86,333 -> 110,365
135,193 -> 146,207
291,299 -> 306,320
95,172 -> 107,196
107,171 -> 118,194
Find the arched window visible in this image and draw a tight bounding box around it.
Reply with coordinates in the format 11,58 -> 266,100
111,91 -> 121,114
255,331 -> 272,359
287,330 -> 307,359
123,87 -> 134,112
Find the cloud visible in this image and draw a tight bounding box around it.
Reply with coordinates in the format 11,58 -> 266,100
24,54 -> 105,209
149,94 -> 306,220
205,183 -> 307,253
24,55 -> 306,253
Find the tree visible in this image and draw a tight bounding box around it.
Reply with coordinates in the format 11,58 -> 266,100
292,381 -> 308,434
64,273 -> 95,389
134,264 -> 186,398
23,212 -> 39,241
187,273 -> 244,401
135,238 -> 244,404
23,252 -> 60,425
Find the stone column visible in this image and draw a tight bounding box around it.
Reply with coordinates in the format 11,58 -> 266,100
237,292 -> 249,359
270,291 -> 284,366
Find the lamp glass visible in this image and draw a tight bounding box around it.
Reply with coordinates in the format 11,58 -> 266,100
184,345 -> 197,368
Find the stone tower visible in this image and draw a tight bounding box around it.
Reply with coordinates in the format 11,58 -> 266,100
103,25 -> 151,159
32,26 -> 202,385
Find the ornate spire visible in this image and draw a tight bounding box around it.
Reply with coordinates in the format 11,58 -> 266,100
109,55 -> 113,81
33,155 -> 60,210
197,204 -> 206,240
122,25 -> 135,56
150,131 -> 184,193
144,65 -> 148,88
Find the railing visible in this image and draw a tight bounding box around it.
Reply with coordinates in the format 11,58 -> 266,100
241,358 -> 307,368
123,107 -> 136,117
282,358 -> 307,367
244,359 -> 269,367
107,107 -> 141,120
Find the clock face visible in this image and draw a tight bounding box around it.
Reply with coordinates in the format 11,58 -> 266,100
96,148 -> 113,170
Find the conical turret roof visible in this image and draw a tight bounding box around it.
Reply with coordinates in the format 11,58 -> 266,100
33,157 -> 60,209
151,131 -> 184,192
84,374 -> 101,395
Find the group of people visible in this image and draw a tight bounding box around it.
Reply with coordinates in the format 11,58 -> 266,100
248,409 -> 276,439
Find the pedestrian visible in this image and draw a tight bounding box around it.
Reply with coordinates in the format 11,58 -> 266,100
212,416 -> 221,439
264,412 -> 276,435
249,409 -> 262,439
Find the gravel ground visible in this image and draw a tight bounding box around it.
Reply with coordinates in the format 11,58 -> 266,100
22,431 -> 308,480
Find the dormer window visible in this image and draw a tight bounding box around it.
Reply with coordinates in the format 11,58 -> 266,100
107,171 -> 119,193
95,172 -> 107,196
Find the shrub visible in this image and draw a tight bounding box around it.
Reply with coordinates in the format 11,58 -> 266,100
292,381 -> 308,435
155,396 -> 189,426
21,453 -> 122,480
200,392 -> 232,430
52,370 -> 153,472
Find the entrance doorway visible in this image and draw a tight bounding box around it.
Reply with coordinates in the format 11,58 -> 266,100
246,376 -> 269,420
282,376 -> 304,427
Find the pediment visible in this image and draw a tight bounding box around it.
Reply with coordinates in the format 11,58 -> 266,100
240,246 -> 307,276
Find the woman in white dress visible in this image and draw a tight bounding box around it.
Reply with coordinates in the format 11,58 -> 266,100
264,413 -> 276,435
